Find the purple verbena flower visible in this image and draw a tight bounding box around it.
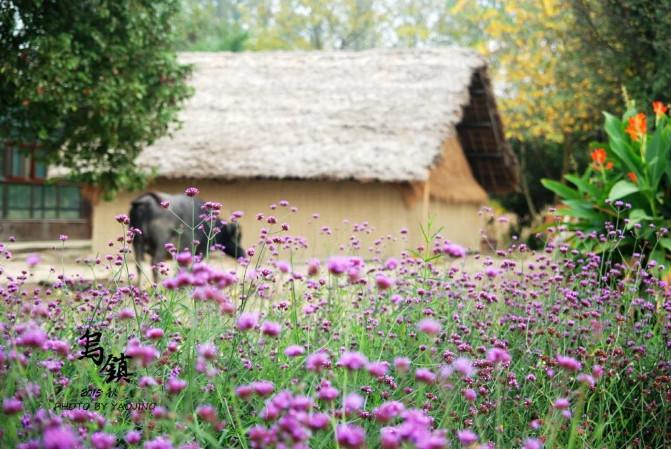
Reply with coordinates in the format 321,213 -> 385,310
237,312 -> 259,331
261,321 -> 281,337
285,345 -> 305,357
305,351 -> 331,372
415,368 -> 436,384
144,436 -> 174,449
456,429 -> 478,446
43,425 -> 79,449
336,424 -> 366,449
91,432 -> 116,449
339,351 -> 368,370
184,187 -> 200,197
3,397 -> 23,414
487,348 -> 511,365
556,355 -> 582,372
417,318 -> 441,335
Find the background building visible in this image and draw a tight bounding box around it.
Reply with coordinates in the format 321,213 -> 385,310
63,48 -> 518,257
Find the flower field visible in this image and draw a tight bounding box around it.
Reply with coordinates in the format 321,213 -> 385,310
1,201 -> 670,449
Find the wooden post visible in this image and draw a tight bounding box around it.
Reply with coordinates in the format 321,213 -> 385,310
422,181 -> 430,224
81,184 -> 102,206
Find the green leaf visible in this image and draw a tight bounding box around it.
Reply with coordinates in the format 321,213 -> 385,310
608,180 -> 639,201
646,125 -> 670,189
659,238 -> 671,252
649,248 -> 667,268
561,200 -> 603,222
626,208 -> 653,229
541,179 -> 581,200
564,174 -> 599,198
603,112 -> 642,176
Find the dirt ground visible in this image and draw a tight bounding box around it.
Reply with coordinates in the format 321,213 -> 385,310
1,240 -> 495,287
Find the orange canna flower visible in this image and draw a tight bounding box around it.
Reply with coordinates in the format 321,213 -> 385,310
627,172 -> 637,183
605,161 -> 613,170
653,101 -> 668,116
625,113 -> 647,141
591,148 -> 607,165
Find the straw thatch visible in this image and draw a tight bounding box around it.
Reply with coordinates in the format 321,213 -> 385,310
136,49 -> 517,194
457,67 -> 519,193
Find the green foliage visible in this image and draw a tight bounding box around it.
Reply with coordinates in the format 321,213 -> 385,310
240,0 -> 386,50
571,0 -> 671,113
174,0 -> 248,51
542,103 -> 671,266
0,0 -> 193,196
495,139 -> 582,223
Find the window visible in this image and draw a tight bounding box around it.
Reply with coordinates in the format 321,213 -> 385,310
0,148 -> 84,220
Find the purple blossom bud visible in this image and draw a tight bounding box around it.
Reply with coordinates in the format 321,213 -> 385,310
3,397 -> 23,414
237,312 -> 259,331
556,355 -> 582,371
17,328 -> 48,349
415,368 -> 436,384
145,328 -> 165,340
166,378 -> 187,395
43,426 -> 79,449
261,321 -> 282,337
252,381 -> 274,397
344,393 -> 364,414
417,318 -> 441,335
373,401 -> 405,423
486,348 -> 511,365
125,430 -> 142,444
197,405 -> 218,423
26,253 -> 41,267
339,351 -> 368,370
197,343 -> 217,360
328,256 -> 349,275
91,432 -> 116,449
307,413 -> 330,430
463,388 -> 477,401
336,424 -> 366,449
394,357 -> 411,373
175,251 -> 192,267
457,429 -> 478,446
235,385 -> 254,400
306,352 -> 331,372
375,274 -> 394,290
553,397 -> 570,410
522,438 -> 543,449
184,187 -> 200,197
284,345 -> 305,357
307,258 -> 320,276
366,361 -> 389,378
144,436 -> 175,449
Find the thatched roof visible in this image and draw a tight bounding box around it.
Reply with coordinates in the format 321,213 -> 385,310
136,49 -> 518,194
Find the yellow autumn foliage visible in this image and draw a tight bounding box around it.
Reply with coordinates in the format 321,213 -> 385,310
458,0 -> 620,143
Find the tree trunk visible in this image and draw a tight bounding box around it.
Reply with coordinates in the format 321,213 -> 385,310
519,143 -> 538,221
560,134 -> 573,183
556,135 -> 575,201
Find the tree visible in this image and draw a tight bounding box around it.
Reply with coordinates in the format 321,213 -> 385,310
571,0 -> 671,112
431,1 -> 622,224
174,0 -> 248,51
239,0 -> 385,50
0,0 -> 192,195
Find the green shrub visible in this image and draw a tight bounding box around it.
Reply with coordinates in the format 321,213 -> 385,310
542,101 -> 671,267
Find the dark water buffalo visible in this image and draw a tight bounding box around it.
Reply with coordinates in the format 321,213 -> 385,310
129,192 -> 243,283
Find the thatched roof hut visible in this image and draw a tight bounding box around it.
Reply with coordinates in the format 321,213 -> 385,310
91,48 -> 518,257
